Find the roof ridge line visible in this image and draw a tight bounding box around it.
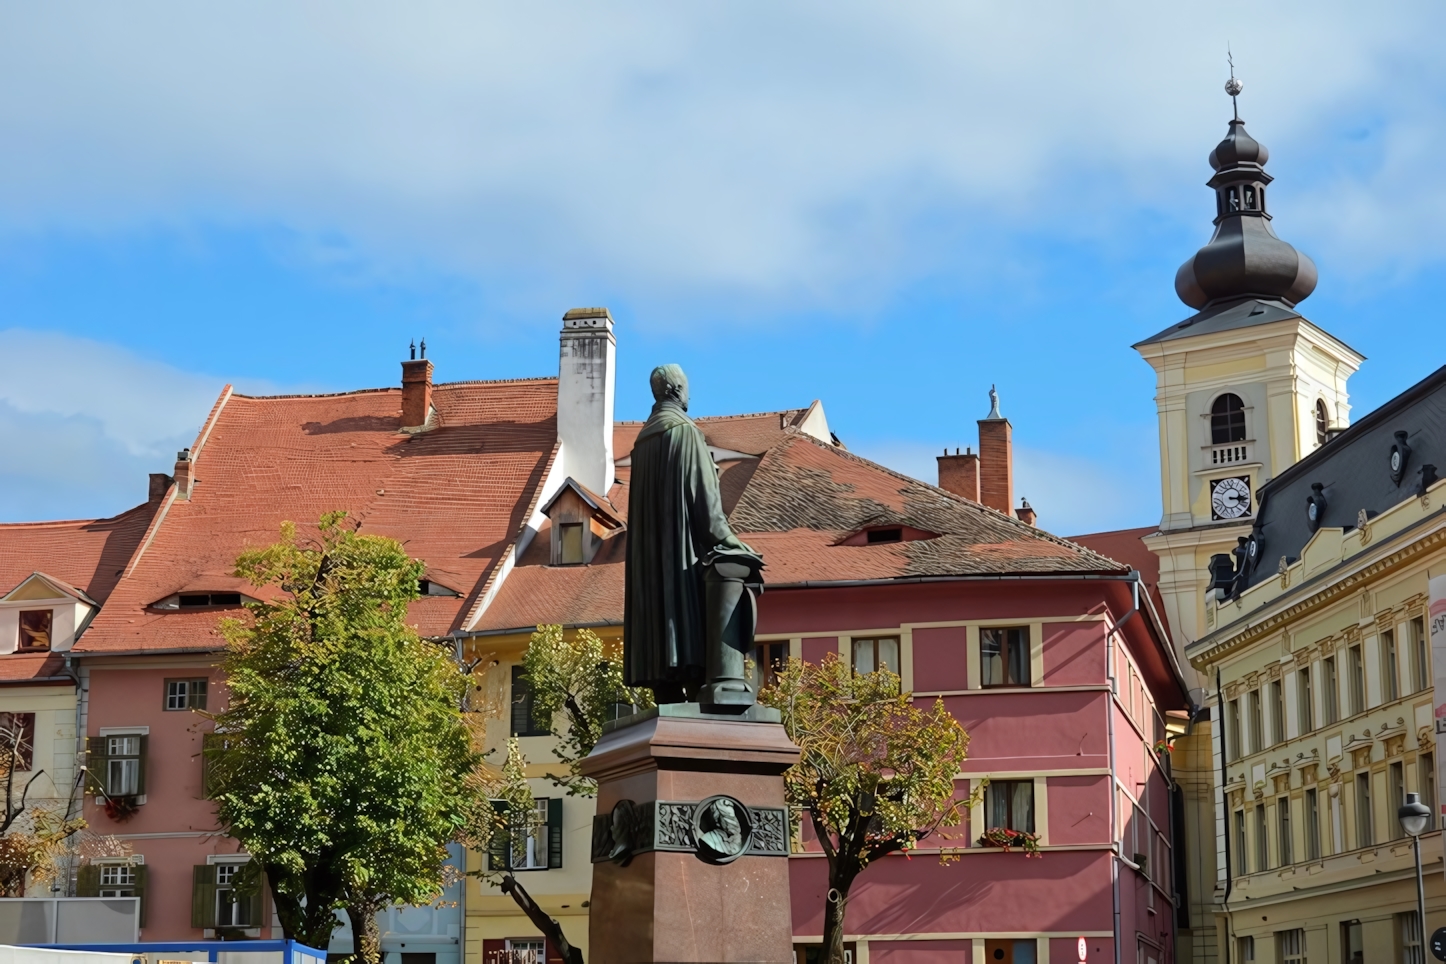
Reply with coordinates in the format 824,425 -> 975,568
774,433 -> 1126,567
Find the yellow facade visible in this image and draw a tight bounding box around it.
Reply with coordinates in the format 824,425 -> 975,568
1189,470 -> 1446,962
1137,318 -> 1361,654
461,626 -> 623,963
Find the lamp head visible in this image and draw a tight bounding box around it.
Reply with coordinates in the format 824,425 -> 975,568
1398,791 -> 1432,837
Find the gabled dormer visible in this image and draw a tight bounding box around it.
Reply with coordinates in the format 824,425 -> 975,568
0,572 -> 100,653
540,477 -> 625,566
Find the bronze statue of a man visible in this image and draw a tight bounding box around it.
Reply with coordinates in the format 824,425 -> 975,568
623,364 -> 764,707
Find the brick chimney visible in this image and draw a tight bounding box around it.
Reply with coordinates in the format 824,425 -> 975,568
401,341 -> 434,430
1016,499 -> 1036,526
557,307 -> 617,496
173,449 -> 194,501
977,385 -> 1013,516
937,447 -> 980,501
148,472 -> 173,504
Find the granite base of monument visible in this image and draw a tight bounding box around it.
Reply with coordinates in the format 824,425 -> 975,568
579,704 -> 800,964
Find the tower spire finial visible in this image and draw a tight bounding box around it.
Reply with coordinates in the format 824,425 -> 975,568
1225,48 -> 1243,121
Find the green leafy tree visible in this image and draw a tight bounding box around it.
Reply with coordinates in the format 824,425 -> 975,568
760,654 -> 974,964
210,514 -> 487,962
521,624 -> 654,796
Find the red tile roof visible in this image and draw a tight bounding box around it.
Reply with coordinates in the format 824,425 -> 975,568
0,504 -> 158,604
472,421 -> 1124,633
77,378 -> 559,653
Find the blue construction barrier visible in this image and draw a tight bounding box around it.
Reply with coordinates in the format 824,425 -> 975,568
28,941 -> 327,964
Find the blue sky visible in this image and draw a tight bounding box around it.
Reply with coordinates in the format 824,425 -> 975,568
2,2 -> 1445,534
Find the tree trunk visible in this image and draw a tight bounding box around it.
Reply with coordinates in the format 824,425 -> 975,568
347,902 -> 384,964
820,866 -> 856,964
501,875 -> 584,964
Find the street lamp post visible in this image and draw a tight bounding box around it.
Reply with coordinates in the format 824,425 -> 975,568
1400,791 -> 1432,949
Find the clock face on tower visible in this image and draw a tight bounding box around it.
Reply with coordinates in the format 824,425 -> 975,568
1211,476 -> 1252,521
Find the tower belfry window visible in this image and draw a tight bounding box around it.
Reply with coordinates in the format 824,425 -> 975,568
1243,185 -> 1257,210
1315,399 -> 1329,446
1211,394 -> 1247,445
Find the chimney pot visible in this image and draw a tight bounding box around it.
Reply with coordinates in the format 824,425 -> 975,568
937,449 -> 981,501
978,389 -> 1013,516
173,449 -> 194,501
557,307 -> 617,496
401,357 -> 434,429
148,472 -> 173,504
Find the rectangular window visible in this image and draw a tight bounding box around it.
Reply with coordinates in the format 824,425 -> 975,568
1247,689 -> 1263,755
1401,911 -> 1424,964
1382,630 -> 1400,703
1411,616 -> 1429,692
1390,762 -> 1406,839
1236,936 -> 1255,962
980,627 -> 1029,687
1277,796 -> 1292,866
984,779 -> 1035,834
1422,752 -> 1437,833
1276,928 -> 1306,964
558,523 -> 584,565
753,641 -> 787,691
851,637 -> 900,676
1304,788 -> 1321,861
1234,809 -> 1247,873
1254,804 -> 1268,872
510,666 -> 549,737
1268,680 -> 1285,746
0,713 -> 36,772
1347,645 -> 1365,716
511,800 -> 550,870
164,678 -> 208,711
1354,771 -> 1373,848
17,609 -> 52,650
1341,921 -> 1362,964
1227,699 -> 1242,763
107,736 -> 142,796
98,862 -> 137,898
1323,656 -> 1340,724
215,862 -> 255,927
1298,668 -> 1314,734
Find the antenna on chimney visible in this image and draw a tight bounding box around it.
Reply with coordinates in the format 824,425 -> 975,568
420,338 -> 427,359
409,340 -> 416,360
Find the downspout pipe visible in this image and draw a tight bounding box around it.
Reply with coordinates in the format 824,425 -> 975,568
1106,604 -> 1122,964
1218,667 -> 1233,964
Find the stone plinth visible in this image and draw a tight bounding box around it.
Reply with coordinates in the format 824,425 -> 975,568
580,705 -> 800,964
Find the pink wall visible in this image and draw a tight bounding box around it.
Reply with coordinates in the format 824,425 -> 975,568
85,664 -> 258,939
911,626 -> 969,691
765,578 -> 1183,961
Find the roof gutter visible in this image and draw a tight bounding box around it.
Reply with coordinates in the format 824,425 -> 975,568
761,570 -> 1132,590
455,620 -> 623,640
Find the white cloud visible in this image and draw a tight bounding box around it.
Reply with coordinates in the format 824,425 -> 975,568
0,2 -> 1440,315
0,329 -> 223,457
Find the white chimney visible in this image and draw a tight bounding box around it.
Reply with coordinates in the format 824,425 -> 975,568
557,307 -> 616,496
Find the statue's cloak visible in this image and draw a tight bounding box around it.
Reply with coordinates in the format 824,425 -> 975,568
623,400 -> 746,691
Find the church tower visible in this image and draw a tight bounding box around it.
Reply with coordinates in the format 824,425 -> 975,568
1136,83 -> 1364,652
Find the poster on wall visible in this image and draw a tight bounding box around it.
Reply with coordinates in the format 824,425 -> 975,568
1432,574 -> 1446,866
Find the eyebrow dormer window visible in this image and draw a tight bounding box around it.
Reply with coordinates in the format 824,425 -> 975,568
178,593 -> 242,608
866,528 -> 903,544
17,610 -> 51,651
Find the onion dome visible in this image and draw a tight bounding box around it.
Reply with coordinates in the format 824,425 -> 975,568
1175,80 -> 1317,310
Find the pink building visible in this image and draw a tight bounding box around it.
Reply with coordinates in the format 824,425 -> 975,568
475,392 -> 1191,963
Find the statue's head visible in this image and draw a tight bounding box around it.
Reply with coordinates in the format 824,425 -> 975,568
649,364 -> 689,410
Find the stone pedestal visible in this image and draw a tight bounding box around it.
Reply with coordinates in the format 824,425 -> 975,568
579,705 -> 800,964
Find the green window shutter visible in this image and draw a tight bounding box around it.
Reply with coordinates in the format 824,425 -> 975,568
132,864 -> 148,927
547,798 -> 563,869
487,801 -> 511,871
135,735 -> 148,796
86,738 -> 107,796
191,864 -> 217,929
75,864 -> 100,897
